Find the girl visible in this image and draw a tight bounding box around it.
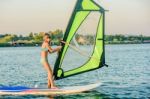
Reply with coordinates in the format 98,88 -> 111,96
41,33 -> 61,89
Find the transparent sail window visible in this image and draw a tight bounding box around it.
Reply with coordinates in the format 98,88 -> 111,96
61,12 -> 101,72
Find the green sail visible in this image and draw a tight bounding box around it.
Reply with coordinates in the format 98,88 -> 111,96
54,0 -> 106,80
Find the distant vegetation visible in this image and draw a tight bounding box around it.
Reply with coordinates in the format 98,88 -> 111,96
0,29 -> 63,47
0,29 -> 150,47
105,34 -> 150,44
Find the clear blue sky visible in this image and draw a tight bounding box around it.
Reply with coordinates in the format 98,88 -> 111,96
0,0 -> 150,36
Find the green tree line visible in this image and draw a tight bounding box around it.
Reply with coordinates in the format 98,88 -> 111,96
0,31 -> 150,47
105,34 -> 150,44
0,29 -> 63,47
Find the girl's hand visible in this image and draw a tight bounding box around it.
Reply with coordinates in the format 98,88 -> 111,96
57,46 -> 62,51
57,46 -> 62,55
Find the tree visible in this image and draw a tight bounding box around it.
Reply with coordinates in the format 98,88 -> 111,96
12,35 -> 18,42
19,34 -> 23,40
29,32 -> 34,38
33,33 -> 43,43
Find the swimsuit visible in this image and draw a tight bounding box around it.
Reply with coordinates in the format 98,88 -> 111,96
41,48 -> 49,52
41,48 -> 49,64
40,57 -> 48,64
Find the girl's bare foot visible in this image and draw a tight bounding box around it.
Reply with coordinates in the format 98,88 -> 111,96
51,86 -> 58,89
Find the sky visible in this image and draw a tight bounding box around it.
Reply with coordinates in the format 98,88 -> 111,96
0,0 -> 150,36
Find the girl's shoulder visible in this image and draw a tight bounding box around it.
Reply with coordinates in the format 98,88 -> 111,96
41,42 -> 46,47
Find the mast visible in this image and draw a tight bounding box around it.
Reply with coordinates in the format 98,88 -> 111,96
53,0 -> 81,79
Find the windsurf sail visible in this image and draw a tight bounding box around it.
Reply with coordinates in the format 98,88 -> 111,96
54,0 -> 106,80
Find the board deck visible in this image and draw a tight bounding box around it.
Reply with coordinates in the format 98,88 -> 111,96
0,82 -> 101,96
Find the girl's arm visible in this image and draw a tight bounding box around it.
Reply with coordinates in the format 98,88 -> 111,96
46,43 -> 61,53
52,46 -> 61,53
45,43 -> 53,53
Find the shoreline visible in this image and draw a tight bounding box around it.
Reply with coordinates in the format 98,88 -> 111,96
0,42 -> 150,47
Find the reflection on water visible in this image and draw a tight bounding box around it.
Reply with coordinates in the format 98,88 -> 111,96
0,44 -> 150,99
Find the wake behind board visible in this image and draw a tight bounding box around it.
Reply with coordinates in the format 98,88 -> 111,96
0,82 -> 101,96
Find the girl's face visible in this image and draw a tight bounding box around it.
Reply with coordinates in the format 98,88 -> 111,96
45,36 -> 51,42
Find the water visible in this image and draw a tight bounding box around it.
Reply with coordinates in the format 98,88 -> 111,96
0,44 -> 150,99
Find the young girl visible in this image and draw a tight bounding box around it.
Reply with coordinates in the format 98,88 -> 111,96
41,33 -> 61,89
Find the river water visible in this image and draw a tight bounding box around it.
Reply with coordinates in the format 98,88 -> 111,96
0,44 -> 150,99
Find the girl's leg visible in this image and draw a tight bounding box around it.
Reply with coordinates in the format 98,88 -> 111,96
43,62 -> 57,88
47,67 -> 53,88
47,74 -> 51,88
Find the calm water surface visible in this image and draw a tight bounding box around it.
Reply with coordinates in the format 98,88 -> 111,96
0,44 -> 150,99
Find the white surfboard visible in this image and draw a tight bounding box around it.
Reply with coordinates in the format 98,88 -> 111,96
0,82 -> 101,96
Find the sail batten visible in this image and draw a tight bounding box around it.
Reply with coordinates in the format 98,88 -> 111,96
54,0 -> 106,80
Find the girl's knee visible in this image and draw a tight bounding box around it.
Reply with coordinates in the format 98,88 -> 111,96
47,71 -> 52,76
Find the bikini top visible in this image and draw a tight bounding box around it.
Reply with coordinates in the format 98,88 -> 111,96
41,47 -> 48,51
